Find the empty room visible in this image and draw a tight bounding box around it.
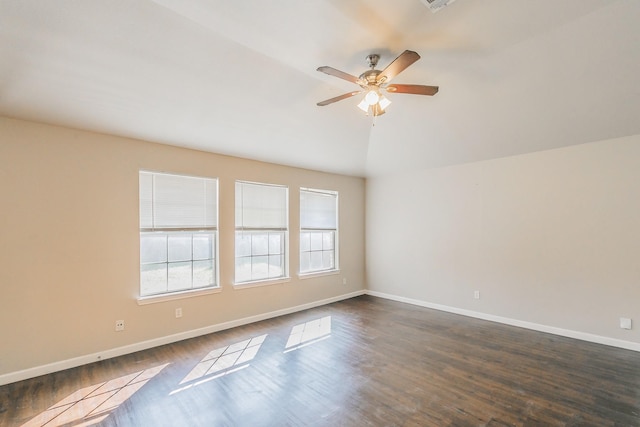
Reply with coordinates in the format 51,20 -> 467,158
1,1 -> 639,426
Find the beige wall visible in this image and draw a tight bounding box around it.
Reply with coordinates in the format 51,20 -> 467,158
367,134 -> 640,346
0,117 -> 365,378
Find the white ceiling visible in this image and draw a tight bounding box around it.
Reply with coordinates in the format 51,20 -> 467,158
1,0 -> 638,177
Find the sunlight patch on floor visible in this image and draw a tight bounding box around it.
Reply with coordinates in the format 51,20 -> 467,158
285,316 -> 332,353
21,364 -> 169,427
170,334 -> 267,395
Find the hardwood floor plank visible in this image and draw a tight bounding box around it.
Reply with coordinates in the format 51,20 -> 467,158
2,295 -> 640,426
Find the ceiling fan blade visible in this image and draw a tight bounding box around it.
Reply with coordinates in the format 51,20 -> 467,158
376,50 -> 421,84
317,66 -> 361,85
385,84 -> 439,96
317,91 -> 361,106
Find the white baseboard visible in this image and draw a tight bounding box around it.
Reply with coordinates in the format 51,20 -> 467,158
366,290 -> 640,352
0,290 -> 366,386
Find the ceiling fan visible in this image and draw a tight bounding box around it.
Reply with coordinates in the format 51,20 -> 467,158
316,50 -> 438,116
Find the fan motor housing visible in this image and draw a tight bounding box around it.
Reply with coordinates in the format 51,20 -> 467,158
359,69 -> 381,85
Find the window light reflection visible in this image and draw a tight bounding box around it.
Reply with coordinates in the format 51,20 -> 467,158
21,364 -> 169,427
285,316 -> 332,352
171,334 -> 267,394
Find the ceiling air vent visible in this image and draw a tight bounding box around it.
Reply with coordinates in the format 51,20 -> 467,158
420,0 -> 457,13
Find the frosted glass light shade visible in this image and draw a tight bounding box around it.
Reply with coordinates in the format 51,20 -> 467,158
378,96 -> 391,111
365,90 -> 380,105
357,98 -> 369,112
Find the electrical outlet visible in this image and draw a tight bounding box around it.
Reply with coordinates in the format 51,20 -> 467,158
620,317 -> 632,330
474,291 -> 480,300
115,320 -> 125,332
342,278 -> 347,285
175,308 -> 182,318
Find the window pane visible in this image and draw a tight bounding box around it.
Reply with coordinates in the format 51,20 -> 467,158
300,232 -> 311,252
168,261 -> 192,291
193,234 -> 213,260
235,233 -> 251,257
268,255 -> 282,278
300,252 -> 310,273
140,234 -> 167,264
235,257 -> 251,283
141,263 -> 167,295
252,256 -> 269,280
252,234 -> 269,256
310,252 -> 323,270
269,233 -> 282,255
323,232 -> 334,250
323,251 -> 335,270
168,234 -> 192,262
193,259 -> 214,288
310,232 -> 323,251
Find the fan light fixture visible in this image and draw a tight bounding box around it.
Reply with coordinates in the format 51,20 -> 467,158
357,90 -> 391,115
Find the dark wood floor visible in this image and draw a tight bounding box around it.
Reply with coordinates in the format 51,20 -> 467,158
2,295 -> 640,426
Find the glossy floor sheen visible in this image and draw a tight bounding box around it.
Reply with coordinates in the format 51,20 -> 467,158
2,296 -> 640,426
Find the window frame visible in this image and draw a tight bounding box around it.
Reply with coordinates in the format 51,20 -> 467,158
234,180 -> 290,287
138,171 -> 220,303
299,187 -> 339,277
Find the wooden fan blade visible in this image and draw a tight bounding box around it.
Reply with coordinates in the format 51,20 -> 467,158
317,91 -> 361,106
385,84 -> 439,96
317,66 -> 361,84
376,50 -> 420,84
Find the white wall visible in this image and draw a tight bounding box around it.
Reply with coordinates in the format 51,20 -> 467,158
367,134 -> 640,347
0,117 -> 366,382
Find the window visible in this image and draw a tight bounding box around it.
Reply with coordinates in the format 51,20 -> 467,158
235,181 -> 288,284
139,171 -> 218,297
300,188 -> 338,274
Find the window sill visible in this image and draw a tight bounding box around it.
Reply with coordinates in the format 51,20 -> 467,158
232,277 -> 291,290
137,286 -> 222,305
298,269 -> 340,280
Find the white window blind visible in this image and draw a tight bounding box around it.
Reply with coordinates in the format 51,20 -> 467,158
235,181 -> 288,230
140,172 -> 217,230
300,189 -> 337,230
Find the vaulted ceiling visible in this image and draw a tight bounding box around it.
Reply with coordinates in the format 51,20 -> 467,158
1,1 -> 638,176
